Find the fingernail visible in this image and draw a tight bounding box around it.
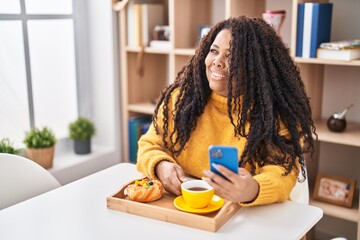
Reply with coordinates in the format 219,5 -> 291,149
203,170 -> 211,176
180,177 -> 188,182
211,163 -> 219,170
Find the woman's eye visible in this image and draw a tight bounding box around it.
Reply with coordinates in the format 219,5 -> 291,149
210,48 -> 218,54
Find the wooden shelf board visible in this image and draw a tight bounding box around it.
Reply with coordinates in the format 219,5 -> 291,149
295,57 -> 360,66
310,199 -> 358,223
128,102 -> 155,115
125,47 -> 196,56
315,119 -> 360,147
126,46 -> 170,55
174,48 -> 195,56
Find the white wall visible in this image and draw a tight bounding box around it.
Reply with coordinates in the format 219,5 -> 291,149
51,0 -> 122,184
87,0 -> 120,150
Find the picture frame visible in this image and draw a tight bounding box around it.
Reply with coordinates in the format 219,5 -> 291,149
313,173 -> 356,208
197,25 -> 212,43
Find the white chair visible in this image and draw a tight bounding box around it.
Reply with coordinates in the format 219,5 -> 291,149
290,167 -> 310,240
0,153 -> 61,210
290,167 -> 310,205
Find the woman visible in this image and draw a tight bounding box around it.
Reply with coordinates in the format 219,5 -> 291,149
136,16 -> 316,206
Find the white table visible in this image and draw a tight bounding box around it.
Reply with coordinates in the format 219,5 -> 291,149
0,163 -> 323,240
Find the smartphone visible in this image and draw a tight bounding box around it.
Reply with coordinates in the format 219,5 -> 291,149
209,145 -> 239,178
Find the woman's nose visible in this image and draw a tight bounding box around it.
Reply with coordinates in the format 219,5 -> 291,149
212,57 -> 224,68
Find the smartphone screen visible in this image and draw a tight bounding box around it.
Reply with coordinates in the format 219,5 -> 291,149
209,145 -> 238,178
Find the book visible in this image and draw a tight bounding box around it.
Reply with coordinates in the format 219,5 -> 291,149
317,48 -> 360,61
296,3 -> 305,57
128,116 -> 151,163
126,1 -> 134,46
127,2 -> 143,47
296,3 -> 333,58
320,39 -> 360,50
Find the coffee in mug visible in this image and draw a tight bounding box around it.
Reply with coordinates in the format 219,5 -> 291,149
181,180 -> 214,208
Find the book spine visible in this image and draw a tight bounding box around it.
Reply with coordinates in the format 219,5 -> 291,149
141,123 -> 151,134
296,3 -> 305,57
128,119 -> 139,163
128,116 -> 152,163
302,3 -> 313,58
317,49 -> 360,61
129,117 -> 140,163
126,1 -> 134,47
301,3 -> 333,58
136,4 -> 143,47
127,3 -> 142,47
141,4 -> 149,46
311,3 -> 332,58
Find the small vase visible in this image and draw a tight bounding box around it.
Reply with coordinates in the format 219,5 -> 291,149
327,116 -> 347,132
26,146 -> 55,169
262,10 -> 286,35
74,139 -> 91,154
327,104 -> 354,133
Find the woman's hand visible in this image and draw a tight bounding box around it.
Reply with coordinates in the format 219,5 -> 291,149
155,161 -> 186,196
203,164 -> 259,203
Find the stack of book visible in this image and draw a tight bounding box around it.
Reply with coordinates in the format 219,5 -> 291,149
316,39 -> 360,61
128,115 -> 152,163
296,2 -> 333,58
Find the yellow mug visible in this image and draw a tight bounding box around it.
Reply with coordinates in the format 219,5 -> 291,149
181,180 -> 215,209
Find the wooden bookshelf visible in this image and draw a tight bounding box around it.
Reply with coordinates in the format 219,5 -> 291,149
114,1 -> 360,238
291,0 -> 360,238
295,57 -> 360,67
315,119 -> 360,147
128,102 -> 156,115
310,198 -> 359,223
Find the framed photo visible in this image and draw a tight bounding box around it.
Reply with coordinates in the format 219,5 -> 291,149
197,25 -> 212,43
313,173 -> 356,208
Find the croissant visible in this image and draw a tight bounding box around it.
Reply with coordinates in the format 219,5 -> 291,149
126,178 -> 163,203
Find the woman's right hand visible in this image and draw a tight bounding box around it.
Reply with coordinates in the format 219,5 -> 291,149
155,161 -> 186,195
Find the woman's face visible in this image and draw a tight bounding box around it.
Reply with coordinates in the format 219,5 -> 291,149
205,29 -> 231,96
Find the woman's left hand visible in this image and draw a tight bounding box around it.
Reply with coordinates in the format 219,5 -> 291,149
203,164 -> 259,203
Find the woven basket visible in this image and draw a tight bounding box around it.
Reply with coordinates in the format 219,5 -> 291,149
26,146 -> 55,169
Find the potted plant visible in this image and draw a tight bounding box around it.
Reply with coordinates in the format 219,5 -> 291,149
23,127 -> 57,169
0,138 -> 21,154
69,116 -> 96,154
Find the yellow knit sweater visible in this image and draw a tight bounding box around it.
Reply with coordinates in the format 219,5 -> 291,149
136,91 -> 298,206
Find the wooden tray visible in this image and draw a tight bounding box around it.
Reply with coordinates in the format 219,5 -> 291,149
106,179 -> 241,232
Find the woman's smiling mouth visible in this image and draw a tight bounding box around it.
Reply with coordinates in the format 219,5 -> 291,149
210,68 -> 227,81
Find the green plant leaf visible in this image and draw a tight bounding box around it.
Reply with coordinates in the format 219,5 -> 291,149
69,116 -> 96,140
0,138 -> 21,154
23,127 -> 57,148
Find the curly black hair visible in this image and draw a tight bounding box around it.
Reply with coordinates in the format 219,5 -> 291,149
153,16 -> 317,180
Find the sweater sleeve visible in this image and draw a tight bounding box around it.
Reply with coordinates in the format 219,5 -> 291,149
240,164 -> 298,206
136,90 -> 178,179
136,123 -> 177,179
